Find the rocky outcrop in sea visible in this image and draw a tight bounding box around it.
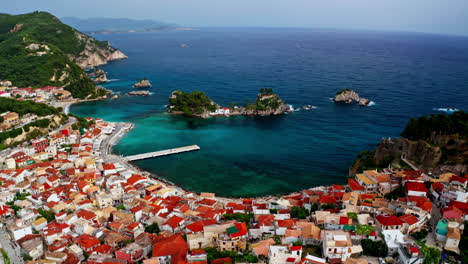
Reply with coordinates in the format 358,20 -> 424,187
134,79 -> 152,88
333,89 -> 370,106
128,90 -> 150,96
93,69 -> 108,83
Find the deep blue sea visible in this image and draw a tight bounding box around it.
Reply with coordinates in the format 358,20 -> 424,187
71,28 -> 468,197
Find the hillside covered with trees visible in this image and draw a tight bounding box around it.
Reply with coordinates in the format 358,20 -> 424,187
168,90 -> 217,116
0,11 -> 125,98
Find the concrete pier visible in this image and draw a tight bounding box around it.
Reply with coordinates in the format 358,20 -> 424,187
125,145 -> 200,161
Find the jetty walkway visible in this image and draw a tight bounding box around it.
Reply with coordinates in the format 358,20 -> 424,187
125,145 -> 200,161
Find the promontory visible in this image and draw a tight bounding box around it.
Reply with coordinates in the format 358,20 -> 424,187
0,11 -> 127,99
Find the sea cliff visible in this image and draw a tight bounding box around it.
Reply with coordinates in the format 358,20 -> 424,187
349,111 -> 468,175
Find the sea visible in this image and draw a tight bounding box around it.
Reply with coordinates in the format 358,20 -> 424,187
71,27 -> 468,197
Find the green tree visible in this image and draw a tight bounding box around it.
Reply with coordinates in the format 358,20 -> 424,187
411,229 -> 429,241
347,212 -> 358,220
223,213 -> 253,225
361,239 -> 388,257
416,241 -> 441,264
290,206 -> 310,219
145,222 -> 160,234
38,208 -> 55,222
356,225 -> 376,236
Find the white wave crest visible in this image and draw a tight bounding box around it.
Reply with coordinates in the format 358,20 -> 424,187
433,107 -> 459,113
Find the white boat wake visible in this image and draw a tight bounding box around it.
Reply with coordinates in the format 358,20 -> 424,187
433,107 -> 459,113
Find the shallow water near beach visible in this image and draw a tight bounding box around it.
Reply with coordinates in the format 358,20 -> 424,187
71,28 -> 468,197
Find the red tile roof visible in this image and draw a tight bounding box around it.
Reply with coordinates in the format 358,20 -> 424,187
103,163 -> 116,170
348,178 -> 365,191
186,219 -> 217,233
164,215 -> 184,229
77,210 -> 96,221
230,222 -> 248,238
399,214 -> 419,225
339,216 -> 350,225
75,234 -> 100,249
319,195 -> 337,204
376,215 -> 404,226
290,245 -> 302,251
405,181 -> 428,193
152,234 -> 188,264
449,201 -> 468,214
442,206 -> 463,220
431,182 -> 445,192
257,215 -> 275,227
198,198 -> 217,207
211,257 -> 232,264
451,176 -> 468,184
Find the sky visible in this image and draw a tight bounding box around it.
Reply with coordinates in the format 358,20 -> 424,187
2,0 -> 468,36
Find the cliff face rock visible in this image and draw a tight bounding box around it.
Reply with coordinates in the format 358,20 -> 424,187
72,32 -> 127,69
375,138 -> 443,168
350,135 -> 467,176
134,79 -> 152,88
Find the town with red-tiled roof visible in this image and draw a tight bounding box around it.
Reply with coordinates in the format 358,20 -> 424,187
0,80 -> 466,264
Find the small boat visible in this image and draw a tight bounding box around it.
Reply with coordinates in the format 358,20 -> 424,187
302,105 -> 315,110
180,44 -> 189,48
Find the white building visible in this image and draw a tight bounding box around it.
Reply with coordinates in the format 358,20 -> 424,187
322,230 -> 361,262
7,220 -> 33,240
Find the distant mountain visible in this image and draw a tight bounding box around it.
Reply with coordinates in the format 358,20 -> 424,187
61,17 -> 176,34
0,11 -> 127,98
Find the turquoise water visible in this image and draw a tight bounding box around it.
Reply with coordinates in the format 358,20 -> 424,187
71,28 -> 468,197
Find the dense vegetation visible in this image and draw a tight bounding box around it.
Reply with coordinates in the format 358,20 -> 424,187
244,88 -> 284,112
0,97 -> 59,116
204,247 -> 258,263
460,222 -> 468,264
361,239 -> 388,257
0,11 -> 116,98
68,113 -> 95,131
145,222 -> 160,234
290,206 -> 310,219
223,213 -> 254,225
169,90 -> 217,116
0,118 -> 53,149
336,88 -> 353,95
243,88 -> 285,112
402,111 -> 468,140
351,150 -> 392,172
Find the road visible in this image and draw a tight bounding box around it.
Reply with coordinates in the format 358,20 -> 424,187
0,225 -> 24,264
100,122 -> 135,170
